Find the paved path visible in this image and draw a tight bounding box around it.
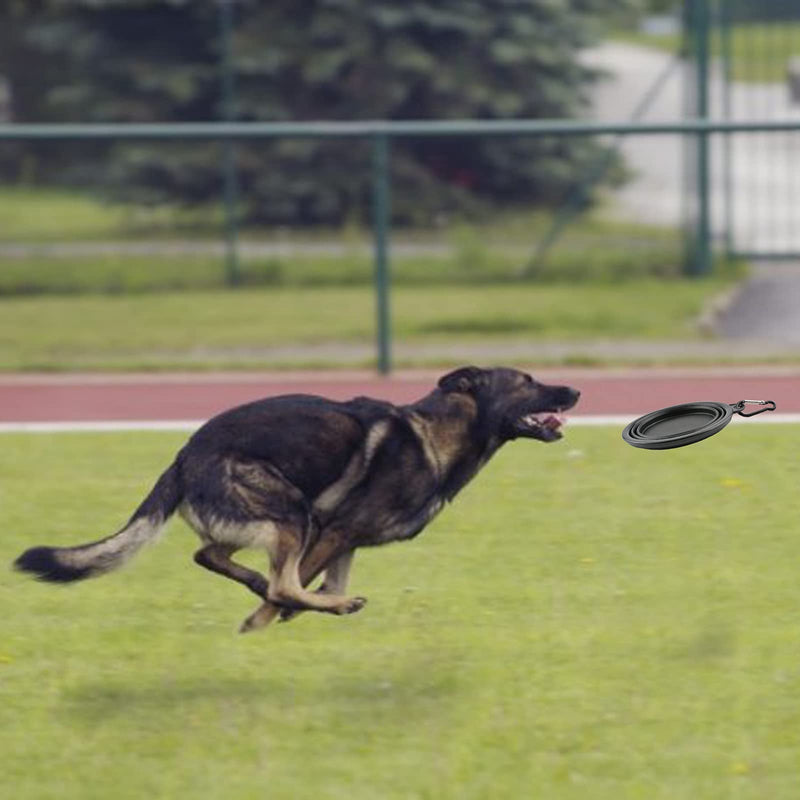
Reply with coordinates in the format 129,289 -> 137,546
142,336 -> 800,367
583,42 -> 800,252
0,239 -> 457,260
583,42 -> 800,344
0,367 -> 796,424
715,263 -> 800,343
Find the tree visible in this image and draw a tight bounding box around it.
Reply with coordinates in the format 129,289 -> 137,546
3,0 -> 634,225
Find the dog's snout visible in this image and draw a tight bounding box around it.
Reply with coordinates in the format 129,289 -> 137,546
561,386 -> 580,409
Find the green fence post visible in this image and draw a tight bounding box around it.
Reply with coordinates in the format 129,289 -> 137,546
219,0 -> 240,286
689,0 -> 713,277
372,134 -> 392,374
720,0 -> 734,258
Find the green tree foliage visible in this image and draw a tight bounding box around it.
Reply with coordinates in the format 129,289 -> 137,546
3,0 -> 634,225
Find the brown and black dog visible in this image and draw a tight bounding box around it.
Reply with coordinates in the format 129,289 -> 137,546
14,366 -> 579,632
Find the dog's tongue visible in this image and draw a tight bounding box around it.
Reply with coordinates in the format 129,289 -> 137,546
535,412 -> 566,430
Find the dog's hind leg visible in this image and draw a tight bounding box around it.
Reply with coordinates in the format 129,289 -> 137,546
239,533 -> 356,633
194,544 -> 268,599
279,550 -> 354,623
267,528 -> 365,615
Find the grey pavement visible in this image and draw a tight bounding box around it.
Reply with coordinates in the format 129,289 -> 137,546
583,42 -> 800,347
715,263 -> 800,344
162,336 -> 800,367
582,42 -> 800,253
581,42 -> 685,227
0,239 -> 455,259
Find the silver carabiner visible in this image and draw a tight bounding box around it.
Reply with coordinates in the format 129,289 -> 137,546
730,399 -> 777,417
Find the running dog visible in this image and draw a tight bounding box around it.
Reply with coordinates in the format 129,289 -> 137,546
14,366 -> 580,632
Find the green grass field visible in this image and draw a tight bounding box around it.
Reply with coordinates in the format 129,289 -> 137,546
0,186 -> 679,251
0,187 -> 131,241
2,425 -> 800,798
0,186 -> 225,242
0,185 -> 686,295
0,239 -> 687,296
0,280 -> 736,371
616,21 -> 800,83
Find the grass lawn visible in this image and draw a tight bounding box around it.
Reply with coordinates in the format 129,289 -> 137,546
0,186 -> 221,242
0,280 -> 735,370
0,241 -> 685,296
0,186 -> 131,241
2,425 -> 800,798
0,186 -> 685,295
616,21 -> 800,83
0,185 -> 680,251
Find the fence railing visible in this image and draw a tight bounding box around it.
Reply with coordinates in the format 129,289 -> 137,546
5,117 -> 800,138
3,115 -> 800,372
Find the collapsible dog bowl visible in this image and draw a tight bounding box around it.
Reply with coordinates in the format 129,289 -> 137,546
622,400 -> 776,450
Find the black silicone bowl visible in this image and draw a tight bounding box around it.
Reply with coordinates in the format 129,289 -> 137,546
622,400 -> 776,450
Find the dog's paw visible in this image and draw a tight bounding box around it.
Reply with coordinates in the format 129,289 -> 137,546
336,595 -> 367,615
238,603 -> 281,633
238,614 -> 260,634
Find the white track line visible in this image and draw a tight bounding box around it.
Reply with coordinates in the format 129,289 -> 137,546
2,414 -> 800,433
0,420 -> 205,433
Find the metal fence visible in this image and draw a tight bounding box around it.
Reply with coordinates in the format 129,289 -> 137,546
4,0 -> 800,373
686,0 -> 800,260
2,115 -> 799,371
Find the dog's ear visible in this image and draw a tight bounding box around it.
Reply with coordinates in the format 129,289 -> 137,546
438,366 -> 486,394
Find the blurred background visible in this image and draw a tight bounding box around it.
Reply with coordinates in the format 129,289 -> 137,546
1,0 -> 799,372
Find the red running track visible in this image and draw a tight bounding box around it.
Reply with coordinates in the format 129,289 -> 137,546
0,367 -> 799,423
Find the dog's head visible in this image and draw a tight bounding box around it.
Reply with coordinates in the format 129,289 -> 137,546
438,366 -> 580,443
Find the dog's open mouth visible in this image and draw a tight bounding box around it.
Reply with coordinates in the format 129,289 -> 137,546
517,410 -> 568,440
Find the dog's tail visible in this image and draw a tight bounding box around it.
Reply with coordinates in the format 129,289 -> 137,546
14,458 -> 183,583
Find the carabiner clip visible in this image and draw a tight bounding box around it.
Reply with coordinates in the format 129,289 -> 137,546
730,399 -> 777,417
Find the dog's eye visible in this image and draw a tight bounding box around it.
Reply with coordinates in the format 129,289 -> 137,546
524,375 -> 534,384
